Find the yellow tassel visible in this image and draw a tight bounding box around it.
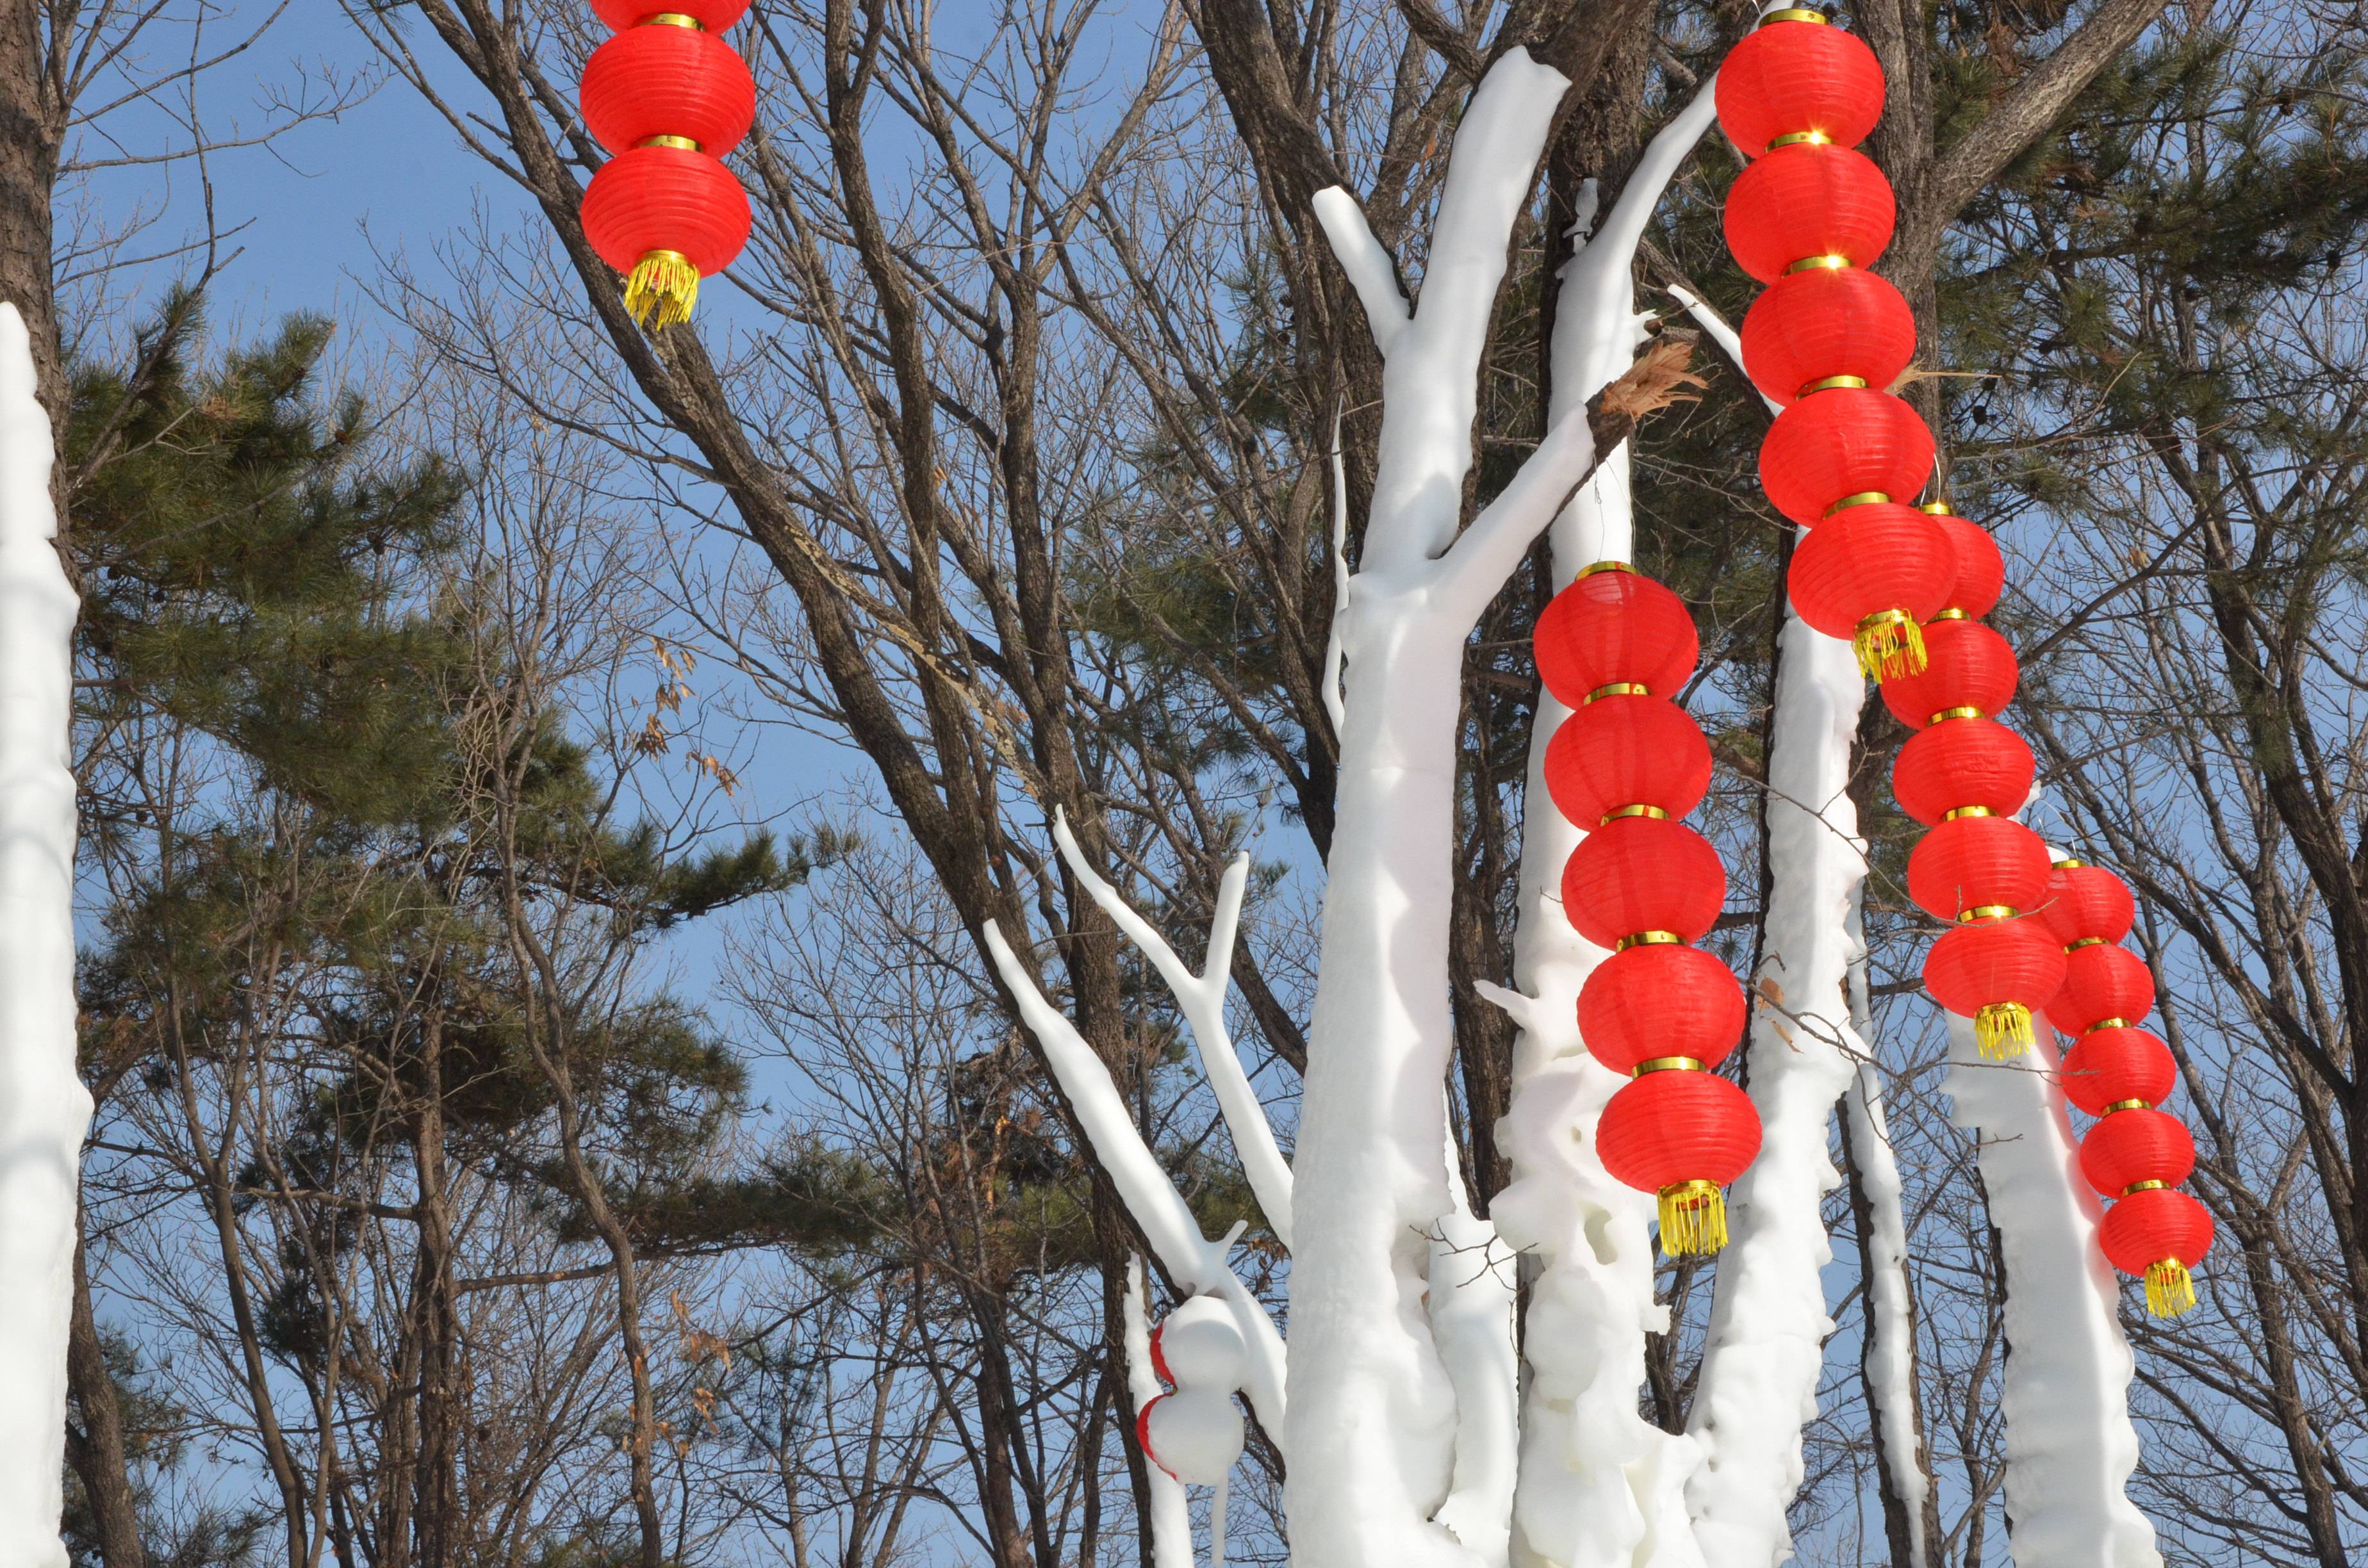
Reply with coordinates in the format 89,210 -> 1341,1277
1974,1001 -> 2033,1060
1853,610 -> 1928,682
625,249 -> 700,331
1657,1181 -> 1729,1257
2145,1259 -> 2198,1318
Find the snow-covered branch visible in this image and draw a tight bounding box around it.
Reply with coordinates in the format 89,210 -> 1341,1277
981,921 -> 1287,1430
1049,810 -> 1293,1250
0,302 -> 87,1568
1311,190 -> 1410,357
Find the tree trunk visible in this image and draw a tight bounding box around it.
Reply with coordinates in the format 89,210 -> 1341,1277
65,1219 -> 143,1568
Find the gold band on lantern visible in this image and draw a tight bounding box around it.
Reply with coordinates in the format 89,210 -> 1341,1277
1631,1056 -> 1705,1077
1786,253 -> 1852,274
2054,857 -> 2088,869
1822,490 -> 1889,516
638,134 -> 702,151
1930,607 -> 1969,621
1616,930 -> 1683,952
1798,374 -> 1866,396
1601,804 -> 1670,824
1958,904 -> 2018,923
2122,1179 -> 2168,1194
643,11 -> 703,26
2104,1099 -> 2153,1115
1759,6 -> 1829,22
1929,705 -> 1984,724
2067,936 -> 2105,950
1582,681 -> 1649,706
1920,500 -> 1955,516
2084,1017 -> 2130,1034
1767,131 -> 1833,151
1944,805 -> 1996,821
1576,559 -> 1633,578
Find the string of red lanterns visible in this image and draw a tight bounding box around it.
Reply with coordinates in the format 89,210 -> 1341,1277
579,3 -> 755,329
1538,566 -> 1762,1255
2036,860 -> 2216,1316
1720,10 -> 2063,1061
1713,8 -> 2210,1314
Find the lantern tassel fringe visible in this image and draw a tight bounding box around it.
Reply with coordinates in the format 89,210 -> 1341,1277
1853,610 -> 1928,682
2145,1259 -> 2198,1318
625,250 -> 700,331
1657,1182 -> 1729,1257
1974,1001 -> 2034,1060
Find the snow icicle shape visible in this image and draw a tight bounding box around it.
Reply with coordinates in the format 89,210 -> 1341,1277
1540,563 -> 1761,1254
1720,8 -> 1959,683
2038,860 -> 2217,1315
580,1 -> 756,329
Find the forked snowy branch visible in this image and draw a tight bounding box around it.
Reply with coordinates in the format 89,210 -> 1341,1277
1048,809 -> 1293,1249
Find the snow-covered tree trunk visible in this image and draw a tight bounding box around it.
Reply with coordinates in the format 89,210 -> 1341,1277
0,301 -> 86,1568
1285,54 -> 1579,1568
1487,87 -> 1720,1568
1943,838 -> 2160,1568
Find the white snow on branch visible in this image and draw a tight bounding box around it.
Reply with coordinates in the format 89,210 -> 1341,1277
982,921 -> 1287,1432
1311,190 -> 1411,357
1687,594 -> 1868,1568
1427,1134 -> 1518,1568
0,302 -> 87,1568
1946,835 -> 2159,1568
1845,889 -> 1932,1567
1049,810 -> 1293,1250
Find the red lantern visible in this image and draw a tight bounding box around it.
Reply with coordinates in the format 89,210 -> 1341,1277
593,0 -> 749,27
581,146 -> 752,329
2046,942 -> 2157,1036
1739,266 -> 1915,405
1559,815 -> 1726,950
2060,1026 -> 2177,1116
1577,942 -> 1747,1075
1924,507 -> 2004,617
1534,565 -> 1700,709
2034,860 -> 2135,947
1595,1068 -> 1763,1255
582,22 -> 757,154
1880,618 -> 2018,727
1723,143 -> 1896,282
2078,1107 -> 2195,1196
1907,813 -> 2051,920
1892,717 -> 2034,826
1543,694 -> 1713,828
1715,13 -> 1886,155
1758,390 -> 1936,527
2100,1185 -> 2214,1316
1924,915 -> 2066,1058
1788,503 -> 1956,678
